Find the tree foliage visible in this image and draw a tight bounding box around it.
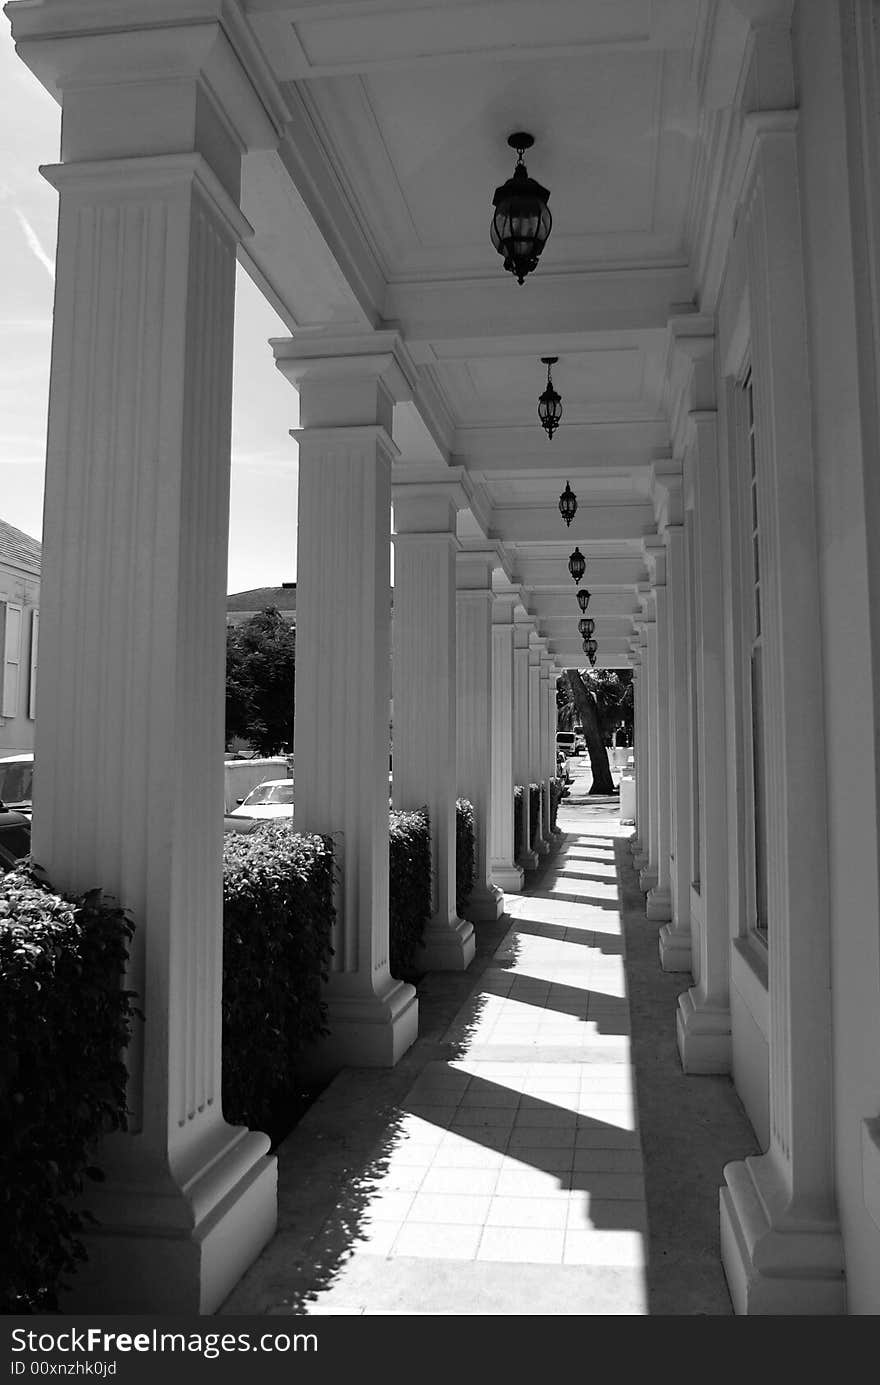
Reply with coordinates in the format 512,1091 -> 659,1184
562,670 -> 617,795
225,607 -> 296,757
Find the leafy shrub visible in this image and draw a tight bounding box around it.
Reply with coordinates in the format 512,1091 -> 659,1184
455,798 -> 476,916
513,785 -> 524,861
0,865 -> 139,1314
529,782 -> 542,847
550,778 -> 564,832
222,825 -> 335,1137
389,808 -> 431,979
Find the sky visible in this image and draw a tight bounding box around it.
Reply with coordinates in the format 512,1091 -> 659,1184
0,23 -> 300,596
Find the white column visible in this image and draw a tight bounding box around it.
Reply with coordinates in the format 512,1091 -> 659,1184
720,107 -> 843,1314
644,547 -> 672,919
489,590 -> 524,892
542,656 -> 560,837
456,547 -> 504,921
656,491 -> 693,965
630,644 -> 647,861
19,19 -> 279,1313
639,609 -> 660,891
275,334 -> 420,1063
529,635 -> 550,855
667,336 -> 732,1073
513,616 -> 539,869
392,480 -> 475,970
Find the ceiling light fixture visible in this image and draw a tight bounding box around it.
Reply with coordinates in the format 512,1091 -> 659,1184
490,132 -> 552,286
568,547 -> 586,584
539,358 -> 563,441
576,588 -> 591,613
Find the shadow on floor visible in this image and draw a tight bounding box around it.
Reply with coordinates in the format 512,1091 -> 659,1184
219,825 -> 760,1316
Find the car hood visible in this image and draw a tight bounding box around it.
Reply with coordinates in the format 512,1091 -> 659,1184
230,804 -> 294,820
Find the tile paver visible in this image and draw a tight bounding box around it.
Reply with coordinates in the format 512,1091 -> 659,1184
220,774 -> 755,1316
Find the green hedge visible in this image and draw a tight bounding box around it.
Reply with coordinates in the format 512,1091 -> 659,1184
222,825 -> 335,1138
550,777 -> 563,832
529,782 -> 542,848
455,798 -> 476,916
389,808 -> 431,979
513,785 -> 524,861
0,865 -> 139,1314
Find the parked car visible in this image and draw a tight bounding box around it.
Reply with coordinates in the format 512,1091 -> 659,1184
0,753 -> 33,818
229,778 -> 295,820
0,804 -> 31,871
556,731 -> 577,757
223,813 -> 267,836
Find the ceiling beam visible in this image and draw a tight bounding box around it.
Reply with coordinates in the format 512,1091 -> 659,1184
388,268 -> 696,350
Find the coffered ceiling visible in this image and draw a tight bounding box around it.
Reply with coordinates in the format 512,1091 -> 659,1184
237,0 -> 732,666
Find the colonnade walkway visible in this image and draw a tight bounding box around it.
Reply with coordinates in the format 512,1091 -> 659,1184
220,762 -> 759,1316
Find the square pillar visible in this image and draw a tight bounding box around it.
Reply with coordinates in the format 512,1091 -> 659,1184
528,634 -> 550,855
391,479 -> 475,970
653,475 -> 693,966
490,589 -> 524,892
275,333 -> 420,1061
513,616 -> 539,870
455,546 -> 504,921
542,656 -> 560,838
666,333 -> 733,1073
15,16 -> 282,1313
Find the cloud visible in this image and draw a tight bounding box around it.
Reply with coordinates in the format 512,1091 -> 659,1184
14,207 -> 54,280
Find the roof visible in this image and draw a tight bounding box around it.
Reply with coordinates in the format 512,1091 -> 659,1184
227,584 -> 296,612
0,519 -> 41,576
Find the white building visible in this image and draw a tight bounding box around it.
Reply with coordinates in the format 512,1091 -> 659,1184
0,517 -> 40,757
5,0 -> 880,1314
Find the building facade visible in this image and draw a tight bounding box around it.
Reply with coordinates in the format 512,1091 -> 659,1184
5,0 -> 880,1314
0,518 -> 40,758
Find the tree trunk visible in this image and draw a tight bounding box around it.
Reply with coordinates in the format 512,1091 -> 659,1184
563,670 -> 616,794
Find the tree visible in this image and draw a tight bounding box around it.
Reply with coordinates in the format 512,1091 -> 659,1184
225,608 -> 296,757
562,669 -> 616,794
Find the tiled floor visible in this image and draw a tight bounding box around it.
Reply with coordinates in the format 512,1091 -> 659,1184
220,765 -> 759,1316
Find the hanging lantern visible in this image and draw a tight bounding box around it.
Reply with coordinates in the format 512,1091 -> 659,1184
568,547 -> 586,584
576,588 -> 591,613
585,637 -> 598,661
578,617 -> 595,639
538,358 -> 563,440
490,133 -> 552,285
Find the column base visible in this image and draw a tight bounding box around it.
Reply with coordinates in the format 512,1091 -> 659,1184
720,1153 -> 845,1314
657,918 -> 690,967
417,915 -> 476,972
535,836 -> 551,856
465,883 -> 505,921
313,976 -> 419,1073
63,1126 -> 277,1314
491,862 -> 524,893
676,988 -> 731,1073
646,886 -> 673,922
638,866 -> 658,893
518,849 -> 540,871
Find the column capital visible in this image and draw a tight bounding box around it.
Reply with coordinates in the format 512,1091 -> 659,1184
275,330 -> 418,431
650,463 -> 684,532
456,541 -> 504,591
8,4 -> 285,167
642,537 -> 667,587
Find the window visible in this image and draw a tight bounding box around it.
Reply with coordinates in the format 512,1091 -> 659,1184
0,601 -> 23,719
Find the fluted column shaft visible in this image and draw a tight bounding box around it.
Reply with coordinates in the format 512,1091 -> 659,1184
657,524 -> 691,942
513,619 -> 538,869
528,639 -> 550,855
490,598 -> 524,892
276,337 -> 421,1059
456,553 -> 504,921
26,29 -> 279,1310
391,485 -> 475,970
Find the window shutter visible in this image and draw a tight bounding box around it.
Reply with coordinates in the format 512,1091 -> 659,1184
29,608 -> 39,719
1,601 -> 23,717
